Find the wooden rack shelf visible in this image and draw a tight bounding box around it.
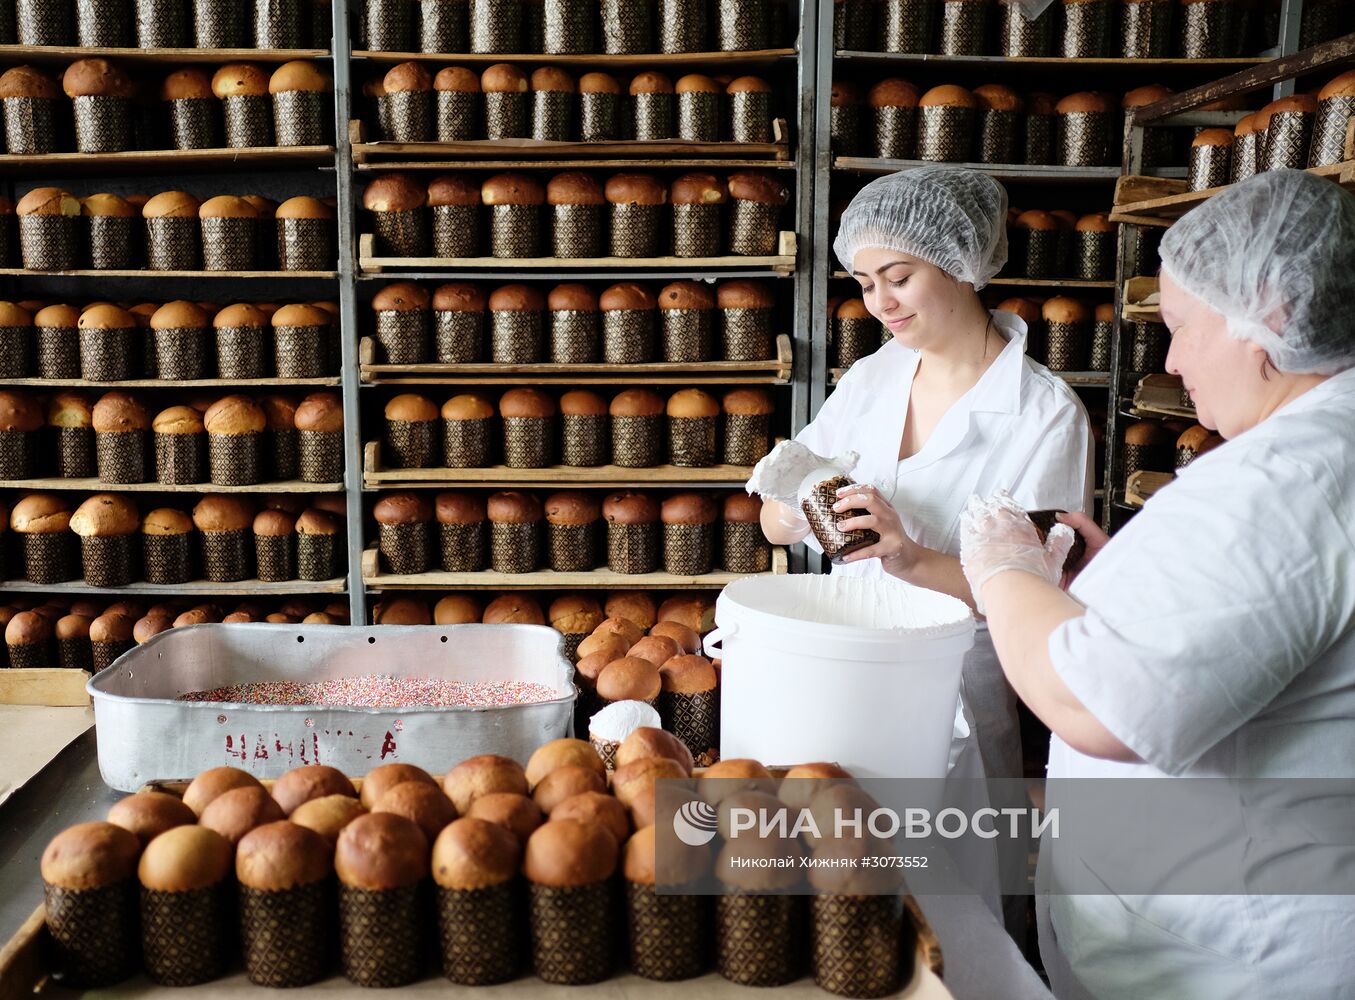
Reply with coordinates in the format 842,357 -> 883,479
0,269 -> 338,279
1127,373 -> 1195,420
1124,469 -> 1174,509
0,478 -> 341,494
352,48 -> 797,67
1121,276 -> 1160,324
0,145 -> 334,176
1111,161 -> 1355,227
361,544 -> 786,591
833,51 -> 1271,71
828,367 -> 1108,387
2,377 -> 340,390
360,232 -> 798,274
0,576 -> 346,596
351,120 -> 791,165
358,334 -> 793,385
362,441 -> 754,489
834,158 -> 1126,183
830,269 -> 1113,289
0,45 -> 329,66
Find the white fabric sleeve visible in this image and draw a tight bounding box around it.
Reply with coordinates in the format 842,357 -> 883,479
1047,451 -> 1351,776
1003,397 -> 1094,515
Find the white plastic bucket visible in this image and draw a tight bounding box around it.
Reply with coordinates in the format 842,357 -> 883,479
706,574 -> 975,780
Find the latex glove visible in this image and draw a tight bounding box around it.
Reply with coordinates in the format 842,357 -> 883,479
958,490 -> 1075,615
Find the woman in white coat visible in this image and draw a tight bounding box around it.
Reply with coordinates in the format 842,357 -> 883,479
761,165 -> 1093,933
960,168 -> 1355,996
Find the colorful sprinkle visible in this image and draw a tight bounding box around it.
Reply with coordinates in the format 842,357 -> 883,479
178,676 -> 560,709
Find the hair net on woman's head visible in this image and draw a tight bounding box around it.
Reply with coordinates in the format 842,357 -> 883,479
1159,169 -> 1355,375
832,165 -> 1009,289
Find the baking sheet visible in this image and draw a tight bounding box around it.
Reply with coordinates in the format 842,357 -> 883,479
0,707 -> 93,808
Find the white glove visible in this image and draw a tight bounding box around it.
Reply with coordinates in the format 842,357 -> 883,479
958,491 -> 1075,615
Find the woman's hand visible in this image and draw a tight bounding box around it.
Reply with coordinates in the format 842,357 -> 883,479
832,483 -> 923,578
1055,511 -> 1109,587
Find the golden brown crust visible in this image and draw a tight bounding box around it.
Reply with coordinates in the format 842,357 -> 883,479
6,610 -> 50,645
427,174 -> 482,207
63,59 -> 134,99
1122,84 -> 1173,109
17,187 -> 80,217
374,782 -> 458,844
259,394 -> 298,431
1075,212 -> 1114,233
722,492 -> 763,525
533,765 -> 606,815
383,61 -> 433,94
41,821 -> 141,889
466,792 -> 543,846
55,614 -> 90,641
919,84 -> 977,109
499,387 -> 556,419
161,68 -> 214,101
140,507 -> 194,536
290,795 -> 369,846
604,593 -> 656,630
615,726 -> 695,774
551,791 -> 629,848
486,490 -> 543,524
431,817 -> 520,889
546,172 -> 604,206
579,72 -> 621,95
487,284 -> 546,312
547,283 -> 598,312
973,83 -> 1022,112
1320,70 -> 1355,101
1056,92 -> 1115,115
362,173 -> 427,214
523,818 -> 618,886
275,196 -> 333,220
443,754 -> 530,815
294,508 -> 339,535
628,71 -> 673,96
599,283 -> 656,312
657,594 -> 715,635
482,593 -> 546,625
235,821 -> 332,890
271,764 -> 356,815
532,67 -> 575,93
199,785 -> 287,845
434,66 -> 480,93
608,389 -> 664,418
373,491 -> 433,525
525,738 -> 606,788
433,282 -> 486,312
33,304 -> 79,330
433,491 -> 487,527
373,596 -> 431,625
602,491 -> 660,526
359,762 -> 438,809
611,755 -> 687,809
869,78 -> 921,108
658,280 -> 715,311
666,388 -> 719,419
294,392 -> 343,433
596,656 -> 661,702
384,392 -> 439,423
559,389 -> 608,416
670,173 -> 728,206
481,172 -> 546,206
831,80 -> 863,107
198,195 -> 257,220
191,494 -> 256,534
80,193 -> 134,219
89,612 -> 134,643
334,812 -> 430,890
547,592 -> 602,632
212,63 -> 270,98
659,653 -> 717,693
1042,295 -> 1090,324
481,63 -> 529,94
0,65 -> 60,100
141,190 -> 200,218
626,634 -> 679,667
726,75 -> 772,95
434,594 -> 483,625
138,825 -> 234,891
70,493 -> 139,537
604,173 -> 667,206
721,387 -> 774,416
543,490 -> 600,526
204,395 -> 266,436
1255,94 -> 1319,130
650,619 -> 700,654
717,279 -> 775,309
1191,128 -> 1235,148
107,792 -> 196,847
269,60 -> 331,94
675,73 -> 720,95
727,171 -> 790,205
150,300 -> 210,330
1123,420 -> 1170,446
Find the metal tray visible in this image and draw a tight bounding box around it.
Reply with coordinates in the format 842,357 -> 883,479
87,623 -> 576,792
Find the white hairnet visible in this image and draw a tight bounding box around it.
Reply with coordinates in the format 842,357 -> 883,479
1159,169 -> 1355,376
833,165 -> 1009,289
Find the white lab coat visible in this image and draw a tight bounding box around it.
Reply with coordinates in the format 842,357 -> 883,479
797,311 -> 1094,782
1040,366 -> 1355,998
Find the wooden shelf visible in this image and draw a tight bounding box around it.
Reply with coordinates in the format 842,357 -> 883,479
1122,276 -> 1161,324
834,158 -> 1125,183
0,269 -> 337,279
830,270 -> 1112,289
1124,469 -> 1174,509
361,544 -> 786,591
1111,161 -> 1355,227
1,377 -> 340,389
0,478 -> 341,494
0,576 -> 346,596
0,145 -> 334,176
351,119 -> 791,165
0,45 -> 329,66
830,367 -> 1107,387
360,231 -> 797,274
353,48 -> 797,67
834,51 -> 1271,71
358,334 -> 793,385
363,441 -> 754,489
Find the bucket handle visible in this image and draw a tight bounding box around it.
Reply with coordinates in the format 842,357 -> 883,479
703,623 -> 735,658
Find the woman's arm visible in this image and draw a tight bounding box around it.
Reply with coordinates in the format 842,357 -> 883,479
981,571 -> 1138,761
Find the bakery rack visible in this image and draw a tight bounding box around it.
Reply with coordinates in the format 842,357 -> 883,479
808,0 -> 1325,543
0,30 -> 352,610
1104,27 -> 1355,528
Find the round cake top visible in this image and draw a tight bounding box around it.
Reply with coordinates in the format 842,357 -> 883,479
546,171 -> 605,207
559,389 -> 608,416
373,596 -> 431,625
5,610 -> 50,646
1122,84 -> 1173,109
384,392 -> 440,423
831,80 -> 863,107
596,657 -> 661,702
869,78 -> 921,109
198,784 -> 287,845
33,303 -> 79,329
204,394 -> 266,436
443,754 -> 529,815
0,65 -> 61,100
532,67 -> 575,93
434,66 -> 480,93
918,84 -> 977,109
41,821 -> 141,890
727,75 -> 772,95
661,492 -> 718,525
608,388 -> 664,417
150,299 -> 211,329
670,172 -> 728,206
1075,212 -> 1114,233
973,83 -> 1023,112
465,792 -> 543,846
276,195 -> 334,220
604,173 -> 667,207
374,491 -> 434,525
433,282 -> 486,312
599,282 -> 656,311
659,280 -> 715,311
1320,69 -> 1355,101
486,490 -> 544,524
212,63 -> 270,98
728,171 -> 790,205
441,393 -> 495,421
139,824 -> 234,891
191,494 -> 256,533
269,60 -> 331,94
722,386 -> 774,415
199,195 -> 258,220
432,817 -> 521,890
1056,91 -> 1115,115
602,490 -> 660,524
17,187 -> 80,217
433,594 -> 483,625
499,387 -> 557,419
488,283 -> 546,312
579,71 -> 621,95
547,282 -> 599,311
335,812 -> 430,890
525,738 -> 606,788
10,493 -> 72,534
294,392 -> 343,432
482,593 -> 546,625
1042,295 -> 1090,324
359,762 -> 438,809
384,61 -> 432,94
629,71 -> 673,96
142,190 -> 200,218
666,388 -> 719,418
427,173 -> 481,207
373,782 -> 458,844
236,820 -> 333,890
107,791 -> 196,847
624,824 -> 711,885
272,303 -> 334,328
251,509 -> 295,538
650,618 -> 700,653
482,172 -> 545,206
533,764 -> 606,814
523,818 -> 618,887
63,58 -> 134,99
615,725 -> 695,774
71,493 -> 139,537
0,390 -> 41,434
80,193 -> 134,218
141,507 -> 194,536
363,173 -> 427,214
717,279 -> 775,309
675,73 -> 720,95
551,791 -> 629,848
543,490 -> 600,526
481,62 -> 528,94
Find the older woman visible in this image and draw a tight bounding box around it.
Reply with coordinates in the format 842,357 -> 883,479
960,169 -> 1355,995
760,165 -> 1093,935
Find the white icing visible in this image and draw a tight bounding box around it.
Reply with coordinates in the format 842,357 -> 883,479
588,700 -> 661,742
746,440 -> 859,505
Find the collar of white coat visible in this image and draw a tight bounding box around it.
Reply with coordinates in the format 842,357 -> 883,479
886,310 -> 1028,472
